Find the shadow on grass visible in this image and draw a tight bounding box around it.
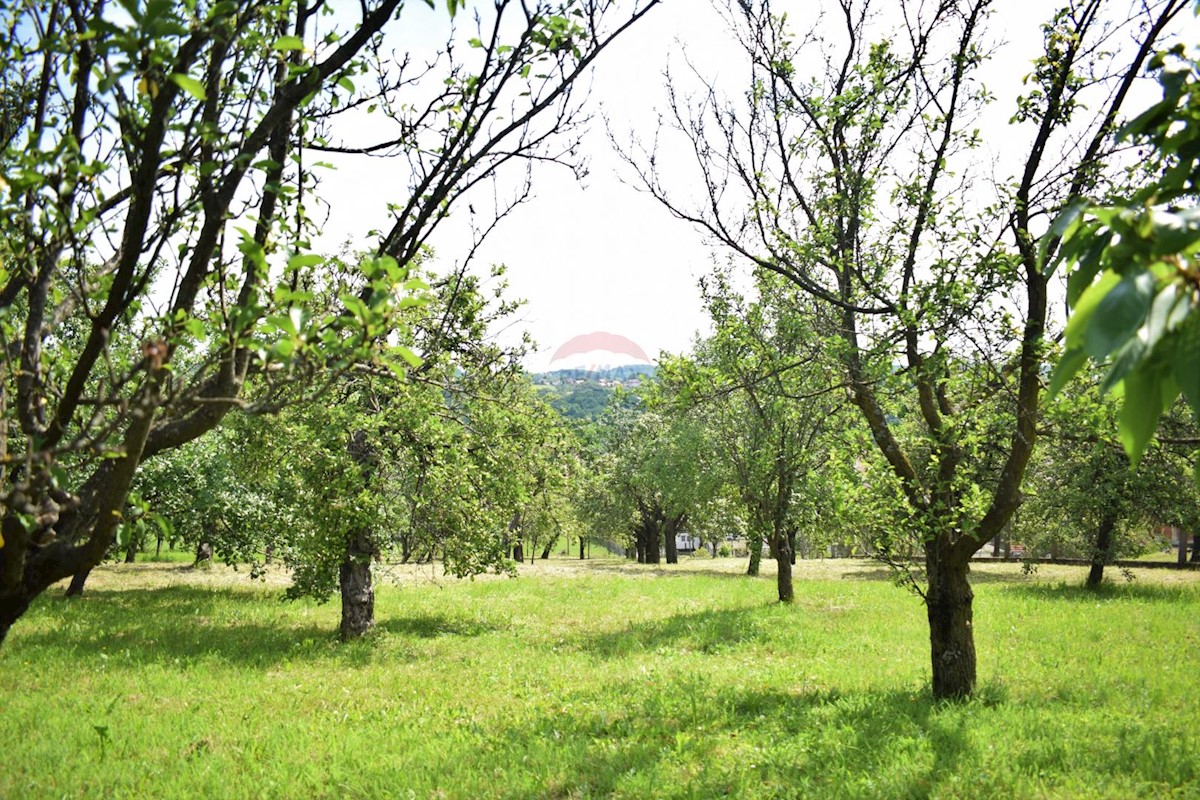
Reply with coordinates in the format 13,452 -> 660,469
579,604 -> 778,658
1002,581 -> 1200,604
14,584 -> 505,668
571,560 -> 759,582
422,682 -> 984,798
376,613 -> 501,639
838,565 -> 1034,585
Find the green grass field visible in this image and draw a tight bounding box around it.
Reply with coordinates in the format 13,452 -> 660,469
2,557 -> 1198,799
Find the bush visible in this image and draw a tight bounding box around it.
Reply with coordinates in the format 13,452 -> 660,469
690,547 -> 711,559
717,543 -> 733,558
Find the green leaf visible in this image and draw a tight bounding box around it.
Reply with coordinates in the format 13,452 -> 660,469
1064,270 -> 1120,351
1048,348 -> 1088,399
1144,282 -> 1182,352
272,35 -> 305,51
337,76 -> 355,94
1084,271 -> 1157,359
170,73 -> 206,101
271,338 -> 295,359
1042,199 -> 1087,276
1172,310 -> 1200,416
397,346 -> 423,369
287,253 -> 324,271
1099,337 -> 1147,395
1065,230 -> 1113,306
1118,367 -> 1164,465
182,317 -> 206,338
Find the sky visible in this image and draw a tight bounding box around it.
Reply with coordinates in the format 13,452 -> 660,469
314,0 -> 735,371
312,1 -> 1197,372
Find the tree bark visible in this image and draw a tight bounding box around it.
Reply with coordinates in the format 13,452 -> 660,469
0,593 -> 33,647
1191,532 -> 1199,564
664,514 -> 682,565
64,569 -> 90,597
339,531 -> 376,641
926,545 -> 976,700
747,533 -> 762,576
512,541 -> 524,562
579,536 -> 586,560
774,534 -> 794,602
646,521 -> 661,565
1086,513 -> 1118,588
193,540 -> 213,567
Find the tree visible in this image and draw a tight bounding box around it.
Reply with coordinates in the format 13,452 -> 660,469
215,265 -> 582,639
659,268 -> 841,601
586,398 -> 717,565
0,0 -> 661,646
627,0 -> 1188,697
1020,373 -> 1199,585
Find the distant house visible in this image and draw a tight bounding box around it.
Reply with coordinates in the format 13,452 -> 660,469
675,532 -> 701,553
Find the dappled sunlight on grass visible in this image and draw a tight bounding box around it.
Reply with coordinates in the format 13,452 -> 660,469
5,557 -> 1198,798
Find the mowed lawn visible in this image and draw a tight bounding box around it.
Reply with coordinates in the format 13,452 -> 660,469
2,557 -> 1198,799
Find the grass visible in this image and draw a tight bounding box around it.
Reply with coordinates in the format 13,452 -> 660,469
2,557 -> 1198,799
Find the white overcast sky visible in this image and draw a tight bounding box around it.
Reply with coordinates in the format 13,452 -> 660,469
312,1 -> 1198,371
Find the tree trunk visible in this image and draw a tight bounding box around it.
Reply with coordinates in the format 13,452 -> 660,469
124,536 -> 138,564
1191,532 -> 1199,563
0,593 -> 34,647
1179,528 -> 1188,565
1086,513 -> 1118,589
787,529 -> 797,565
646,523 -> 661,564
579,536 -> 586,560
64,569 -> 91,597
774,534 -> 794,602
339,531 -> 376,641
193,541 -> 213,568
155,534 -> 163,558
512,541 -> 524,562
747,533 -> 762,576
925,547 -> 976,700
664,515 -> 682,565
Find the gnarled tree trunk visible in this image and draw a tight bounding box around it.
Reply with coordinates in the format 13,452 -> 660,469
1086,513 -> 1118,588
339,530 -> 376,641
926,543 -> 976,700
